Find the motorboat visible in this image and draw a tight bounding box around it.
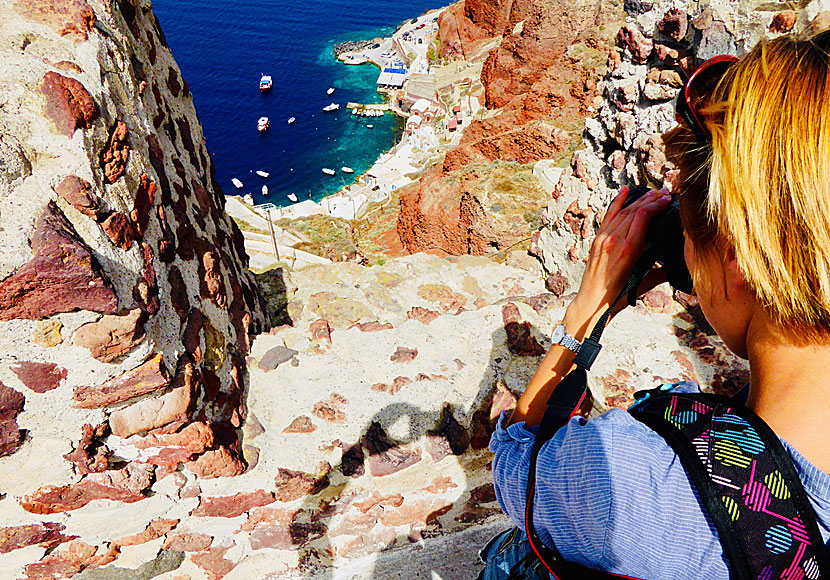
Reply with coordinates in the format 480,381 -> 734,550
327,87 -> 335,95
323,103 -> 340,112
231,178 -> 243,188
257,116 -> 269,132
287,193 -> 298,202
256,170 -> 269,178
287,117 -> 296,124
322,168 -> 336,175
366,124 -> 373,129
243,193 -> 254,205
262,185 -> 269,196
260,75 -> 272,91
341,167 -> 354,174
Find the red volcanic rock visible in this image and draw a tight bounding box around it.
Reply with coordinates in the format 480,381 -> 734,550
72,308 -> 146,363
417,284 -> 466,312
423,475 -> 458,494
273,468 -> 330,502
390,346 -> 418,363
52,60 -> 84,73
248,522 -> 325,550
176,117 -> 200,171
41,72 -> 99,137
24,540 -> 117,579
116,518 -> 178,547
283,416 -> 316,434
127,421 -> 214,466
191,546 -> 237,580
162,531 -> 213,552
407,306 -> 441,324
63,423 -> 109,475
134,242 -> 159,315
378,497 -> 452,527
21,463 -> 153,514
182,308 -> 203,360
0,202 -> 117,321
73,354 -> 169,408
166,67 -> 181,97
502,303 -> 545,356
187,445 -> 246,478
354,493 -> 404,514
199,246 -> 227,309
0,522 -> 75,553
312,394 -> 348,424
10,361 -> 67,393
770,11 -> 797,33
192,490 -> 275,518
426,404 -> 469,462
99,211 -> 137,250
351,320 -> 393,332
0,382 -> 25,457
657,8 -> 688,41
545,270 -> 570,296
436,2 -> 493,59
168,265 -> 189,320
101,121 -> 130,184
616,25 -> 653,64
192,180 -> 213,217
54,175 -> 98,217
14,0 -> 95,41
362,422 -> 421,477
309,318 -> 332,343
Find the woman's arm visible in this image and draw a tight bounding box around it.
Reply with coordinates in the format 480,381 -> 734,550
508,187 -> 671,427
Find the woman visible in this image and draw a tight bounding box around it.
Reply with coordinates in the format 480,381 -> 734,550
487,31 -> 830,579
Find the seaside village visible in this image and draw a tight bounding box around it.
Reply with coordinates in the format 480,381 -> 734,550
225,7 -> 492,271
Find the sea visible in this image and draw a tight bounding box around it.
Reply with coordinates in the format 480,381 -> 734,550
152,0 -> 447,207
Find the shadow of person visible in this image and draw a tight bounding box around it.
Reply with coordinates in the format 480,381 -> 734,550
267,299 -> 557,580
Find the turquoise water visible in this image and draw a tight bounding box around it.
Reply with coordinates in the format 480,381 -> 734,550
152,1 -> 446,207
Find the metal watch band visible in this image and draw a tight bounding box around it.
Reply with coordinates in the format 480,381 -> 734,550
560,333 -> 581,353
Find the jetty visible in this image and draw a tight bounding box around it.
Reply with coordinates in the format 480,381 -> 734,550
346,102 -> 389,111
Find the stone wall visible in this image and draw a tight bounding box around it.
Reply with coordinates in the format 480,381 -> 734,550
0,0 -> 267,569
531,0 -> 830,294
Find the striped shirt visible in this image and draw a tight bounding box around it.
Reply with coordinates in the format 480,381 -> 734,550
489,383 -> 830,580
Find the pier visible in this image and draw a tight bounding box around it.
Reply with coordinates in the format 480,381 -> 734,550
346,102 -> 389,111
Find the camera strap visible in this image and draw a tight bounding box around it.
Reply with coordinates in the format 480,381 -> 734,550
524,245 -> 662,579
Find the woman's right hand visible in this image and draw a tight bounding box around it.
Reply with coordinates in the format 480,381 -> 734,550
567,186 -> 672,326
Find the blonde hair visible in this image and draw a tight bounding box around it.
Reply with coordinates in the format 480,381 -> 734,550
667,31 -> 830,341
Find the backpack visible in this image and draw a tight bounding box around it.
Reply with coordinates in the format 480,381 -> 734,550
503,378 -> 830,580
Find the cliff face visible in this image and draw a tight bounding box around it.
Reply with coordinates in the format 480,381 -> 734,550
0,0 -> 267,561
397,0 -> 624,256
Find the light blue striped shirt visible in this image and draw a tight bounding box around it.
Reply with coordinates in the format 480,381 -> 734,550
490,384 -> 830,579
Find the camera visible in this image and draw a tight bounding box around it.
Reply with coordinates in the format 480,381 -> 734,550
621,185 -> 693,294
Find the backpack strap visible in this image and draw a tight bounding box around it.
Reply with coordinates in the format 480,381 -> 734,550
628,387 -> 830,580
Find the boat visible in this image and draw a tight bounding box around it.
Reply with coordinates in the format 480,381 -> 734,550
344,56 -> 368,65
327,87 -> 335,95
262,185 -> 269,196
231,178 -> 243,188
341,167 -> 354,174
256,170 -> 269,178
366,124 -> 373,129
287,117 -> 295,124
323,103 -> 340,112
259,75 -> 272,91
287,193 -> 298,202
243,193 -> 254,205
322,168 -> 336,175
257,117 -> 269,132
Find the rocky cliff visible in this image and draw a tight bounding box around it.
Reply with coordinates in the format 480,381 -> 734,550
0,0 -> 268,574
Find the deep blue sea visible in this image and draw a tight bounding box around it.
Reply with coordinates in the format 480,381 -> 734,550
152,0 -> 446,207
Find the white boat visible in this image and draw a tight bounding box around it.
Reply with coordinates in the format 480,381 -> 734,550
322,168 -> 336,175
287,193 -> 298,202
341,167 -> 354,174
260,75 -> 272,91
287,117 -> 295,124
256,170 -> 269,178
323,103 -> 340,112
327,87 -> 335,95
243,193 -> 254,205
366,124 -> 373,129
231,178 -> 243,188
262,185 -> 269,196
345,55 -> 369,65
257,116 -> 269,132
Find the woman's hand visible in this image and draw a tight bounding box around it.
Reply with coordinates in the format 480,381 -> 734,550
568,187 -> 672,324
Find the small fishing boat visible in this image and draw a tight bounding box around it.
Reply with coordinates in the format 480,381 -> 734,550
257,117 -> 269,132
323,103 -> 340,112
260,75 -> 272,91
262,185 -> 269,196
366,124 -> 373,129
287,193 -> 298,202
243,193 -> 254,205
231,178 -> 243,188
322,168 -> 336,175
341,167 -> 354,174
327,87 -> 335,95
256,170 -> 269,178
287,117 -> 296,124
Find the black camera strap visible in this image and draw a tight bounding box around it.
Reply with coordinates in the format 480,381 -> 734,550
524,246 -> 662,579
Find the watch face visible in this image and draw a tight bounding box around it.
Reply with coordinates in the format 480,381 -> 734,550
551,325 -> 565,343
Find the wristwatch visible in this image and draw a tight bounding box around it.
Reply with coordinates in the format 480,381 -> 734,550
551,324 -> 581,353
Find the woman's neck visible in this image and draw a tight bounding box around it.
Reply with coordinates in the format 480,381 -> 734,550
745,319 -> 830,473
